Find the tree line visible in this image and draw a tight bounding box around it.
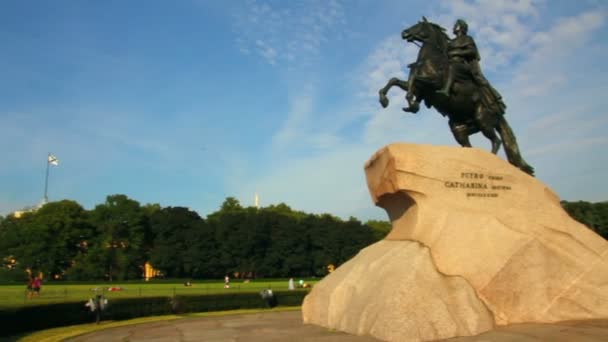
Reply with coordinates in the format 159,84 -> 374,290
0,195 -> 390,281
0,195 -> 604,282
561,200 -> 608,239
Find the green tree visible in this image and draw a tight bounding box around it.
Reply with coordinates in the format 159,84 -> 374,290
562,200 -> 608,239
0,194 -> 414,281
0,213 -> 33,280
306,214 -> 342,276
208,199 -> 262,278
366,219 -> 392,240
148,206 -> 203,278
220,197 -> 242,212
258,209 -> 306,277
83,194 -> 147,280
338,217 -> 376,262
186,218 -> 220,278
0,201 -> 92,280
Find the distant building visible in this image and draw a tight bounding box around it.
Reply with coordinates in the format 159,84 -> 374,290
12,211 -> 26,219
144,262 -> 162,281
10,205 -> 40,219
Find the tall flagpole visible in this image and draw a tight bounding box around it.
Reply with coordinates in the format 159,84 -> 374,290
43,152 -> 50,204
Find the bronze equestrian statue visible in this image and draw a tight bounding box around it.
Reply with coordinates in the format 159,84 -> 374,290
379,17 -> 534,176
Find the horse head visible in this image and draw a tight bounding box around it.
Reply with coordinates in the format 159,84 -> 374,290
401,17 -> 450,86
401,20 -> 429,43
401,17 -> 448,50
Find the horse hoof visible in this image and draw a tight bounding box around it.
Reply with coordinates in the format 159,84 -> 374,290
379,96 -> 389,108
402,104 -> 419,113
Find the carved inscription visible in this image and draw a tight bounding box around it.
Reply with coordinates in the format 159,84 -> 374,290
443,172 -> 512,198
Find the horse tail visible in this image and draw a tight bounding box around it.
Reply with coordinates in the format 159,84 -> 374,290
497,115 -> 535,176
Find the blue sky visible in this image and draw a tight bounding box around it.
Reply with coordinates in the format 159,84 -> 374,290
1,0 -> 607,220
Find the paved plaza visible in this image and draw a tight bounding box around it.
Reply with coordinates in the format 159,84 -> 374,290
65,310 -> 608,342
67,311 -> 379,342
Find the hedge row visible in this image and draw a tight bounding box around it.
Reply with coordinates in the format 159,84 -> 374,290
0,290 -> 308,337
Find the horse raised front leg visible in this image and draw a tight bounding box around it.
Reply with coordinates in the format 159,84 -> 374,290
402,72 -> 420,113
378,77 -> 409,108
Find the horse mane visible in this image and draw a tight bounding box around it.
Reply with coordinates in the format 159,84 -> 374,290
418,21 -> 449,53
429,22 -> 450,41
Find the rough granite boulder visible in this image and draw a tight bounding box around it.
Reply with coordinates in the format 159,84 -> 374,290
302,143 -> 608,342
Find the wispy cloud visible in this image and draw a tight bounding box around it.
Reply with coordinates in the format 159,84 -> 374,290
231,0 -> 354,155
246,1 -> 608,220
355,35 -> 452,146
422,1 -> 608,157
494,8 -> 608,166
432,0 -> 544,71
3,1 -> 606,223
509,10 -> 606,98
255,39 -> 278,65
232,0 -> 346,67
271,84 -> 315,149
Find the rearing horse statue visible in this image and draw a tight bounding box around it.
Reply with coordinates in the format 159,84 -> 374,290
378,17 -> 534,176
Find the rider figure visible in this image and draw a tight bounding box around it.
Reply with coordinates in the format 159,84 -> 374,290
437,19 -> 504,109
436,19 -> 478,96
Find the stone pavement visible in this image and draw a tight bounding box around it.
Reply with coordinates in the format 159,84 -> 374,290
67,311 -> 380,342
67,311 -> 608,342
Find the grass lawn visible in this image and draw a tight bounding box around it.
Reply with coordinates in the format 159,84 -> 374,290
0,278 -> 316,308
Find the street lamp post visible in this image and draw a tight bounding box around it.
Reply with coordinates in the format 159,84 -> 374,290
43,153 -> 59,204
43,153 -> 50,204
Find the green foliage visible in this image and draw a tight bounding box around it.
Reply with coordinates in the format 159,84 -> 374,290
84,194 -> 147,281
219,197 -> 243,212
3,193 -> 604,287
561,200 -> 608,239
0,268 -> 26,282
365,219 -> 392,240
0,296 -> 175,336
103,296 -> 173,320
148,207 -> 206,277
0,200 -> 92,280
0,291 -> 308,337
0,301 -> 91,337
1,194 -> 387,281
